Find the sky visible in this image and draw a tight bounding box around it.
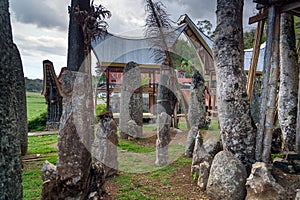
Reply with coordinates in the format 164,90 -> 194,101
9,0 -> 258,79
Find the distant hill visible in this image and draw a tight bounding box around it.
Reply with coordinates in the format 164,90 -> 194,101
25,77 -> 43,92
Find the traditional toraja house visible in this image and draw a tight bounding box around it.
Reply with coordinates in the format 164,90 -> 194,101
41,60 -> 63,130
91,14 -> 266,118
91,14 -> 216,117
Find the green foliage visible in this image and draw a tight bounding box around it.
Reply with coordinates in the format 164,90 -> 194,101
28,111 -> 47,132
243,26 -> 267,49
25,77 -> 43,92
171,39 -> 203,77
271,153 -> 283,160
96,103 -> 106,116
141,76 -> 150,86
197,19 -> 214,39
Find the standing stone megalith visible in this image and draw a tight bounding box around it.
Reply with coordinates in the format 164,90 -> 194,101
155,112 -> 171,166
120,61 -> 143,139
0,1 -> 23,198
185,70 -> 206,157
93,112 -> 118,177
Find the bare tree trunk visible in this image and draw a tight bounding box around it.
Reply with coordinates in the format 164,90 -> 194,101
261,11 -> 281,163
278,13 -> 298,152
0,0 -> 23,198
214,0 -> 256,168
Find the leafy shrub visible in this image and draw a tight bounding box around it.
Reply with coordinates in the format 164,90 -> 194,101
96,103 -> 106,116
28,111 -> 47,132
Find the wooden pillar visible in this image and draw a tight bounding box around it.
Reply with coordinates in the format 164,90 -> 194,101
256,5 -> 276,161
262,7 -> 281,162
246,9 -> 265,101
106,68 -> 110,112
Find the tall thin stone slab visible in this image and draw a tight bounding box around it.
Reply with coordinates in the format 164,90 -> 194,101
55,70 -> 94,198
120,61 -> 143,139
155,112 -> 171,166
0,1 -> 23,198
185,70 -> 206,157
93,112 -> 118,177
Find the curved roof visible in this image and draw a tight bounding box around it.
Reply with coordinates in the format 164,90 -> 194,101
91,24 -> 187,65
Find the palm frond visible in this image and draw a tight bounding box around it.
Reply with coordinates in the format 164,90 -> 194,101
73,1 -> 111,44
144,0 -> 175,65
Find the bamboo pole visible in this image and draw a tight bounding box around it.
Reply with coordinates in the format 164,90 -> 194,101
256,6 -> 276,161
262,8 -> 281,163
246,9 -> 265,101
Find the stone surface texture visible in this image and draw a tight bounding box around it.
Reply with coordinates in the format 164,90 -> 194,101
156,112 -> 171,166
188,70 -> 206,128
185,71 -> 206,157
207,151 -> 247,200
120,61 -> 143,139
246,162 -> 286,200
0,1 -> 23,199
93,114 -> 118,177
55,70 -> 95,199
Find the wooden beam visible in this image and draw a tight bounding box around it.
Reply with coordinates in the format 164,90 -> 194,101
246,11 -> 265,101
249,10 -> 268,24
280,1 -> 300,13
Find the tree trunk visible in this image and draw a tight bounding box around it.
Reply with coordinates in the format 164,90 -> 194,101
278,13 -> 298,152
214,0 -> 256,168
0,1 -> 23,199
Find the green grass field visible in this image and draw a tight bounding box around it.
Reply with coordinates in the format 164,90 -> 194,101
26,92 -> 47,121
23,92 -> 220,199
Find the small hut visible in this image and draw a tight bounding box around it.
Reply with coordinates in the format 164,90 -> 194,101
42,60 -> 63,130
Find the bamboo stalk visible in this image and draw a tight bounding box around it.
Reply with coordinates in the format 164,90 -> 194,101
256,5 -> 276,161
262,9 -> 280,163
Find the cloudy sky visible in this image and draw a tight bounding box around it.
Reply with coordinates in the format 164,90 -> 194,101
9,0 -> 258,79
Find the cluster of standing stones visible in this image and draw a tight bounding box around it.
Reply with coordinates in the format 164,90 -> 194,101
39,60 -> 300,199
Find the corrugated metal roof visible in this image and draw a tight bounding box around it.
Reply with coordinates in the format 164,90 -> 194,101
244,42 -> 265,72
91,24 -> 187,65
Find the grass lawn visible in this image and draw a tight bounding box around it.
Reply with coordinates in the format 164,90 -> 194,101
26,92 -> 47,121
23,135 -> 58,200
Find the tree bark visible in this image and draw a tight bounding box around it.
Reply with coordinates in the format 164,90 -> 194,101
278,13 -> 298,152
214,0 -> 256,167
0,1 -> 23,199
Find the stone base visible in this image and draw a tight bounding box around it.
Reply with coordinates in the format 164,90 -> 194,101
46,122 -> 60,130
